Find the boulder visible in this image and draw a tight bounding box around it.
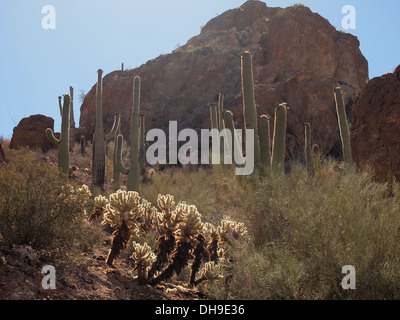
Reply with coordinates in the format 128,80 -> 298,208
9,114 -> 56,152
351,65 -> 400,182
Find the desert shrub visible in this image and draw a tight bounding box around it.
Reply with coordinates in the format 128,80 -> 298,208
0,149 -> 100,252
224,161 -> 400,300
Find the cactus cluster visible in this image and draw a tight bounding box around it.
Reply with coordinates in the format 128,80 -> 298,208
96,190 -> 247,286
213,51 -> 288,175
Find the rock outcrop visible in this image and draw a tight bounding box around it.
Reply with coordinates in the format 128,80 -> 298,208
9,114 -> 56,152
351,65 -> 400,182
79,1 -> 368,159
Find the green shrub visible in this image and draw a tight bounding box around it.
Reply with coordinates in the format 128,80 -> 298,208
225,161 -> 400,300
0,149 -> 100,252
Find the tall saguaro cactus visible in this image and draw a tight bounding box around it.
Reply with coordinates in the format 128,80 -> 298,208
116,76 -> 141,192
334,87 -> 353,168
304,123 -> 314,174
271,104 -> 288,174
69,86 -> 76,144
92,69 -> 121,189
45,94 -> 71,175
259,114 -> 272,173
241,51 -> 260,169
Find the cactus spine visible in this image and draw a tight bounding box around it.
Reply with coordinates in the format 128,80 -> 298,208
241,51 -> 261,169
271,104 -> 288,173
92,69 -> 121,189
259,115 -> 272,173
116,76 -> 141,192
334,87 -> 353,168
45,94 -> 71,175
304,123 -> 314,174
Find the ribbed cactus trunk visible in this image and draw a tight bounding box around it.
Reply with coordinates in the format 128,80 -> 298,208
69,86 -> 76,145
222,110 -> 243,165
259,115 -> 272,174
271,104 -> 288,174
93,69 -> 106,189
334,87 -> 353,168
92,69 -> 121,189
127,76 -> 141,192
304,123 -> 314,174
80,135 -> 86,156
139,113 -> 146,172
241,51 -> 260,169
112,121 -> 121,191
45,94 -> 70,175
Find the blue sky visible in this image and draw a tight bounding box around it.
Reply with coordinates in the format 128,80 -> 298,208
0,0 -> 399,139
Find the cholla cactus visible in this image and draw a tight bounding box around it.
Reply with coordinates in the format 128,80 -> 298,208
103,190 -> 141,231
176,204 -> 203,239
194,261 -> 224,285
59,184 -> 92,215
131,241 -> 156,284
138,199 -> 157,233
218,218 -> 247,245
203,223 -> 220,262
102,190 -> 143,266
151,204 -> 204,285
89,194 -> 109,221
147,194 -> 185,279
217,218 -> 248,260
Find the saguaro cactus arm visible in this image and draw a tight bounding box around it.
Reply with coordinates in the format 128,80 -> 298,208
304,123 -> 314,174
334,87 -> 353,168
45,128 -> 60,145
116,134 -> 130,175
259,114 -> 272,173
105,113 -> 121,142
271,103 -> 288,173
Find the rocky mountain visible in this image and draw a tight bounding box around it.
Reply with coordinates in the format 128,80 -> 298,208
351,65 -> 400,182
79,1 -> 368,159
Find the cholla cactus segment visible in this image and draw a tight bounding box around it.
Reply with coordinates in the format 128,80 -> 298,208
199,261 -> 224,281
217,218 -> 248,246
177,204 -> 203,239
109,189 -> 141,214
76,184 -> 92,198
138,199 -> 157,232
131,241 -> 156,272
102,190 -> 142,233
157,194 -> 175,212
155,196 -> 185,233
94,195 -> 109,208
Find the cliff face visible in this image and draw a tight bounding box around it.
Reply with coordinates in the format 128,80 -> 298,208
351,65 -> 400,182
79,1 -> 368,158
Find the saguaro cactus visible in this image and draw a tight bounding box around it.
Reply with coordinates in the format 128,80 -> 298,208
116,76 -> 141,192
92,69 -> 121,189
271,104 -> 288,174
139,113 -> 146,172
241,51 -> 261,169
334,87 -> 353,168
45,94 -> 71,175
259,115 -> 272,173
69,86 -> 76,144
304,123 -> 314,174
